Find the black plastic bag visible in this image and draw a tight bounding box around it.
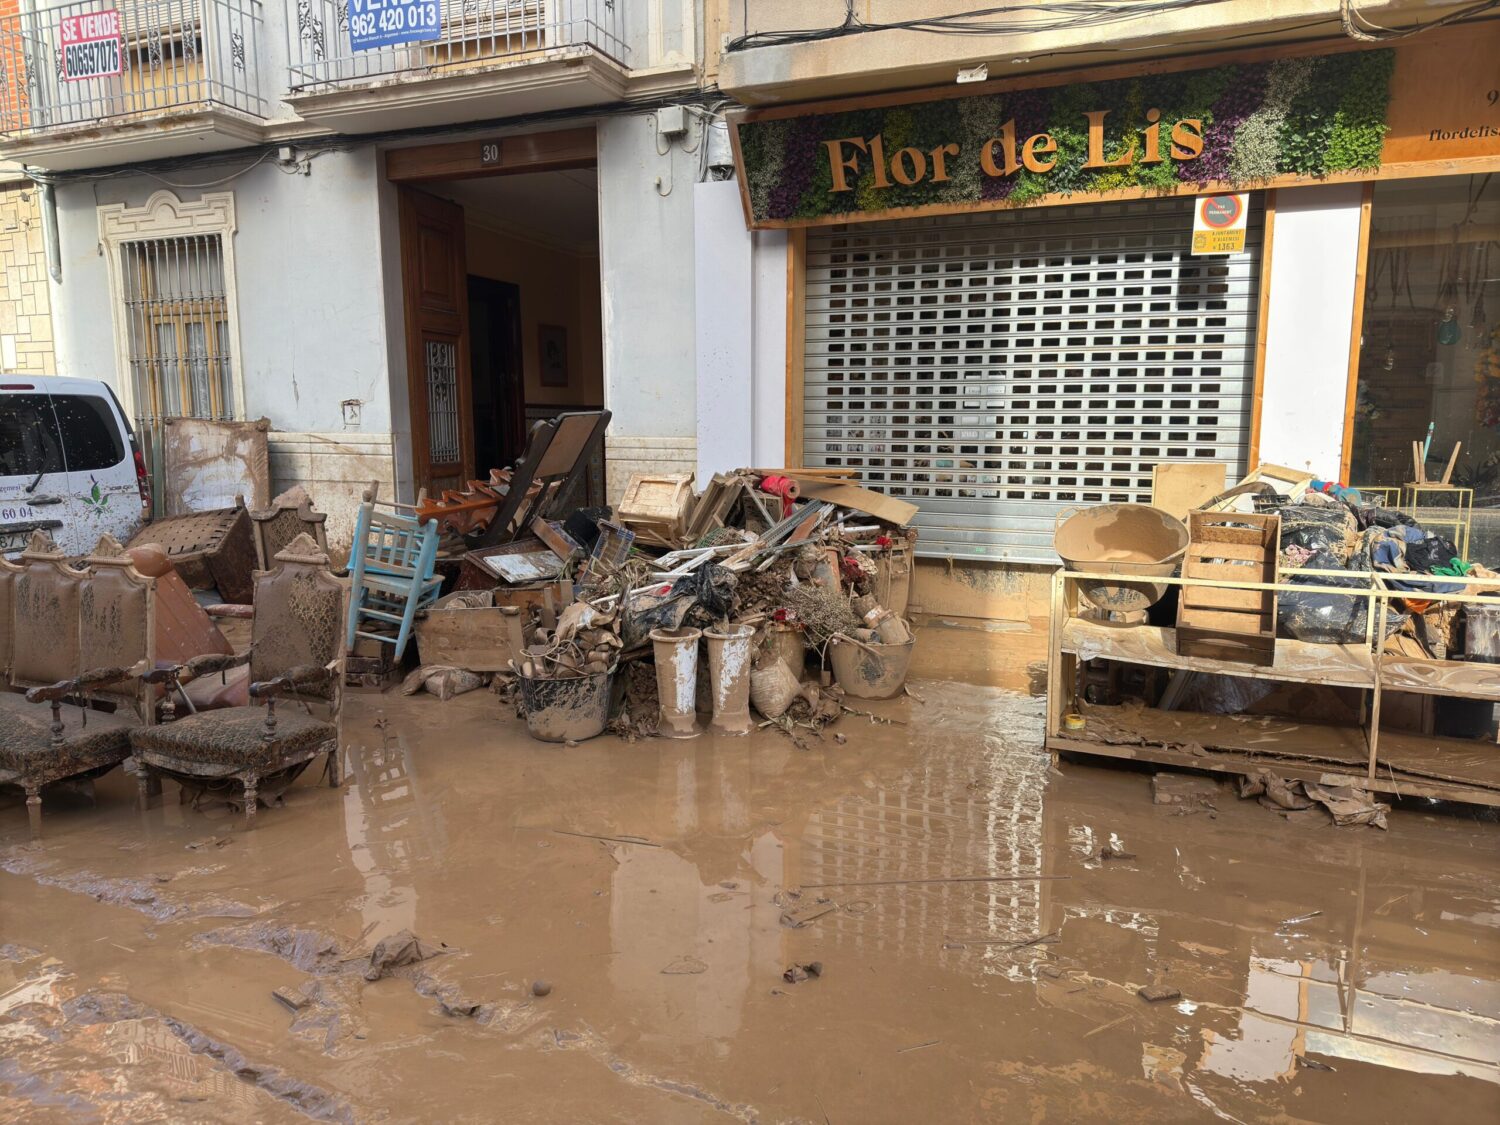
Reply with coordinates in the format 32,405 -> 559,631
1405,534 -> 1461,573
1278,547 -> 1385,644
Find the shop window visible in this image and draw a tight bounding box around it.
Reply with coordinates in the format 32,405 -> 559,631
1351,177 -> 1500,561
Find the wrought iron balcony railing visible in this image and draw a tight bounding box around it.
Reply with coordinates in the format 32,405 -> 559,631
0,0 -> 266,136
286,0 -> 627,92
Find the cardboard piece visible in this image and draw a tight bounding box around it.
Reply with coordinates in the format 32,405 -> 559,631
1150,462 -> 1227,521
792,481 -> 918,527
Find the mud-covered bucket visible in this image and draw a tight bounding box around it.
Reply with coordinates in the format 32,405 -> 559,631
829,636 -> 914,700
1053,503 -> 1188,614
518,670 -> 614,743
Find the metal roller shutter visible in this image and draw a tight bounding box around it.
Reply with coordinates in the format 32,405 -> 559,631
803,196 -> 1263,561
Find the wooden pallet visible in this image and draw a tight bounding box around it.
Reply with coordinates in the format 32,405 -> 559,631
1176,510 -> 1280,665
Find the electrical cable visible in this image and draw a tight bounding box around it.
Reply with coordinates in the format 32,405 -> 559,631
23,88 -> 727,187
728,0 -> 1500,52
1339,0 -> 1500,41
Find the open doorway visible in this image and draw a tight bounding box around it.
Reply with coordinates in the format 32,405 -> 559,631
393,132 -> 605,504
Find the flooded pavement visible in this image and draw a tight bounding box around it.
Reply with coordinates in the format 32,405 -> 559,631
2,623 -> 1498,1122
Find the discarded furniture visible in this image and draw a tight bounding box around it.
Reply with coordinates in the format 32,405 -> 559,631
0,533 -> 158,836
161,417 -> 271,515
618,472 -> 696,549
126,500 -> 256,605
414,589 -> 525,672
129,534 -> 345,829
1149,462 -> 1228,522
472,410 -> 611,548
1046,565 -> 1500,810
346,488 -> 442,661
1175,511 -> 1280,665
249,485 -> 331,570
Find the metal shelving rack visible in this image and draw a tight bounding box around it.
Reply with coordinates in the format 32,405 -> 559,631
1045,568 -> 1500,809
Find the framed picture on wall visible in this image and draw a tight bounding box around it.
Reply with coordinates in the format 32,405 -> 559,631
538,324 -> 569,388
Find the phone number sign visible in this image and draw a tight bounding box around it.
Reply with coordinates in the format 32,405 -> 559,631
60,10 -> 123,81
348,0 -> 440,51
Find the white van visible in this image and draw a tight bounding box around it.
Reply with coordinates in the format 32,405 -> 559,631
0,376 -> 150,557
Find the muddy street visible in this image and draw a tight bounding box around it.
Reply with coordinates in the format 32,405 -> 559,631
2,627 -> 1497,1123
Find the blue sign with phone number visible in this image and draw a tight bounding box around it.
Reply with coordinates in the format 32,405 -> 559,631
348,0 -> 439,51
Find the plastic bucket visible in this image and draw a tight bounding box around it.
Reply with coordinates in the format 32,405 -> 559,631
1053,504 -> 1188,614
518,670 -> 613,743
829,637 -> 915,700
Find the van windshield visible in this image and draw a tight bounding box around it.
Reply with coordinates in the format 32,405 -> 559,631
52,395 -> 125,471
0,394 -> 65,478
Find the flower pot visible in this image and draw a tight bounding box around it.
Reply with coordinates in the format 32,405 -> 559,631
704,624 -> 755,735
649,627 -> 702,739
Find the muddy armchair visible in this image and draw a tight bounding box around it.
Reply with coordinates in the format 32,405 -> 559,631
0,533 -> 158,837
128,534 -> 347,828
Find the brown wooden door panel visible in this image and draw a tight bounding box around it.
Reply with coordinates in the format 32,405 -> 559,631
399,186 -> 472,498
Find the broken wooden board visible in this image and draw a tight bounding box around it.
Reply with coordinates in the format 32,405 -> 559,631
161,417 -> 271,515
1150,462 -> 1227,521
793,481 -> 918,526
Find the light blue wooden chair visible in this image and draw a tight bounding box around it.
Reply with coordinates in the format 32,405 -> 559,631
345,488 -> 442,661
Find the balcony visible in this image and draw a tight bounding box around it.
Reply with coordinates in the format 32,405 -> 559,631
0,0 -> 268,171
285,0 -> 631,133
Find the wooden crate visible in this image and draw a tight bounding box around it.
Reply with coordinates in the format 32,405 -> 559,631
618,472 -> 695,547
415,590 -> 525,672
1176,511 -> 1280,665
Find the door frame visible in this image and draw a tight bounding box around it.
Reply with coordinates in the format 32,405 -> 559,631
398,185 -> 474,497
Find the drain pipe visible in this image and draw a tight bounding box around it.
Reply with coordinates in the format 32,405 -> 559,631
38,179 -> 61,283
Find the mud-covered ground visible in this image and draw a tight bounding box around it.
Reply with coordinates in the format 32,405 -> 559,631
2,621 -> 1497,1122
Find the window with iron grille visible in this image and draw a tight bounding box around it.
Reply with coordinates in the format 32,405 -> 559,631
120,234 -> 234,429
803,196 -> 1263,562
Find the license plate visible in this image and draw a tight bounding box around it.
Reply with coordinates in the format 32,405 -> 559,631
0,529 -> 30,553
0,503 -> 39,523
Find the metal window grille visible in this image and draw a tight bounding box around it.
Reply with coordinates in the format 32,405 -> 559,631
0,0 -> 265,135
425,338 -> 461,464
803,196 -> 1263,562
121,234 -> 234,507
286,0 -> 627,91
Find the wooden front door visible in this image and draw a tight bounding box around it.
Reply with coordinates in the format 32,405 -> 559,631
399,186 -> 472,498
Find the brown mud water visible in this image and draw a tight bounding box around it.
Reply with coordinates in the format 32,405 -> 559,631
829,634 -> 915,699
517,669 -> 614,743
1,625 -> 1498,1122
649,627 -> 702,739
704,624 -> 754,736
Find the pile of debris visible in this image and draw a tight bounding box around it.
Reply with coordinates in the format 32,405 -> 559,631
415,467 -> 920,745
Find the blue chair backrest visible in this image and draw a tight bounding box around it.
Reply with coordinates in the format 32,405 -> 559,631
350,502 -> 437,580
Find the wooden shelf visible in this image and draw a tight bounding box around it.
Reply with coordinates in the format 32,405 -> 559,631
1062,619 -> 1375,689
1071,703 -> 1371,769
1048,568 -> 1500,810
1379,655 -> 1500,702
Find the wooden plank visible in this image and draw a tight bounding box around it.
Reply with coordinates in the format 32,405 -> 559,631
1060,619 -> 1373,688
1177,607 -> 1276,634
785,228 -> 807,469
1046,735 -> 1500,809
1248,189 -> 1275,469
386,127 -> 597,183
1182,559 -> 1267,583
1339,183 -> 1374,483
1185,540 -> 1272,562
1179,585 -> 1273,612
414,605 -> 520,672
1150,462 -> 1226,521
1381,654 -> 1500,702
794,479 -> 918,526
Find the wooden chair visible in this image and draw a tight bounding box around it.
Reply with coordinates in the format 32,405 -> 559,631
249,485 -> 331,570
0,533 -> 157,837
345,487 -> 441,660
128,533 -> 346,829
